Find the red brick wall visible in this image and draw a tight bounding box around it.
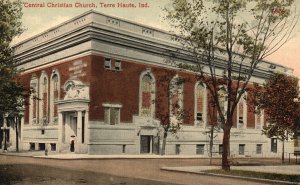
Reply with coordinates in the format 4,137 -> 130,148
233,108 -> 237,128
18,54 -> 258,127
247,88 -> 256,128
18,55 -> 93,124
89,55 -> 195,125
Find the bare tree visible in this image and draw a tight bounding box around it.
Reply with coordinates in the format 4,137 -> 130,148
207,101 -> 220,165
164,0 -> 298,170
155,71 -> 191,155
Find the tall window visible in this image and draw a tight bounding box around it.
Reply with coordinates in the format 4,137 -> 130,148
170,76 -> 184,125
141,75 -> 152,116
237,98 -> 246,129
29,75 -> 38,125
39,72 -> 48,124
195,83 -> 206,126
139,70 -> 155,117
50,71 -> 60,124
255,108 -> 264,129
218,86 -> 227,124
42,77 -> 48,118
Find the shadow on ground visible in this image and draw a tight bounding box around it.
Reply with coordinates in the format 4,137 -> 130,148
0,164 -> 175,185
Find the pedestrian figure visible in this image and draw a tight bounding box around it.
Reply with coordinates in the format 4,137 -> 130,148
70,135 -> 75,152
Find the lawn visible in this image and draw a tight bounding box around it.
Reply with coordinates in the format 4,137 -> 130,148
204,169 -> 300,183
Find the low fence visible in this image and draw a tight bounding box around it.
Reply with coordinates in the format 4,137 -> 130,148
288,152 -> 300,164
208,150 -> 295,159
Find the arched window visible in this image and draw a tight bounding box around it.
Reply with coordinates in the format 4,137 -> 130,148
170,75 -> 184,125
237,93 -> 247,129
43,77 -> 47,116
39,71 -> 49,124
50,70 -> 60,124
139,70 -> 155,117
195,82 -> 207,126
29,74 -> 38,125
255,108 -> 264,129
217,86 -> 227,124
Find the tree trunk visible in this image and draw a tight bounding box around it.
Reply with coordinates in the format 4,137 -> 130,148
222,124 -> 231,170
161,132 -> 168,155
281,139 -> 285,163
3,115 -> 7,151
3,129 -> 7,151
209,126 -> 214,165
16,117 -> 19,152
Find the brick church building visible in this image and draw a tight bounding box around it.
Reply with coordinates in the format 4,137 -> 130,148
6,10 -> 296,156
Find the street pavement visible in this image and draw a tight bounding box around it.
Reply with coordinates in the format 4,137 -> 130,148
0,153 -> 282,185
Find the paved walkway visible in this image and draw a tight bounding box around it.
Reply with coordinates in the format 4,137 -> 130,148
35,153 -> 215,159
0,151 -> 210,159
161,165 -> 300,175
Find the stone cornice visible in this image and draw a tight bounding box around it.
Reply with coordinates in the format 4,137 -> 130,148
14,10 -> 293,79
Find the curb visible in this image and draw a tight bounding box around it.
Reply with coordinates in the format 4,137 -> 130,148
161,167 -> 300,185
0,152 -> 44,158
32,156 -> 208,160
0,153 -> 211,160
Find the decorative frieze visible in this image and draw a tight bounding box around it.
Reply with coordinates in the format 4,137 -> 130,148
106,17 -> 119,26
68,60 -> 87,78
142,28 -> 153,36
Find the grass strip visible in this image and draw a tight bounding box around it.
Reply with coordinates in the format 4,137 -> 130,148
204,169 -> 300,182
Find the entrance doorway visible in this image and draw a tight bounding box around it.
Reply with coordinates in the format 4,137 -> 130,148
140,135 -> 160,154
70,138 -> 75,152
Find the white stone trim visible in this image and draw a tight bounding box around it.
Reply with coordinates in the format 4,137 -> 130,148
255,109 -> 264,129
138,69 -> 156,118
39,71 -> 49,124
218,85 -> 228,121
102,103 -> 123,108
237,92 -> 247,129
14,11 -> 292,86
194,82 -> 207,127
29,74 -> 39,125
49,69 -> 60,125
169,74 -> 184,125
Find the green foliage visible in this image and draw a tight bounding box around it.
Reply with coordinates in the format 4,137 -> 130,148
0,0 -> 28,115
0,0 -> 23,61
262,123 -> 292,141
252,73 -> 300,139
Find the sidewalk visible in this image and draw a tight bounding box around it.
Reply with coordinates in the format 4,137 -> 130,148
161,165 -> 300,185
0,150 -> 45,157
0,151 -> 213,159
161,165 -> 300,175
34,153 -> 211,159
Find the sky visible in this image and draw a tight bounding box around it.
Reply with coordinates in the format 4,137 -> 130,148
14,0 -> 300,78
